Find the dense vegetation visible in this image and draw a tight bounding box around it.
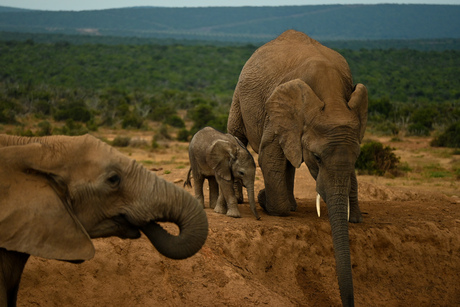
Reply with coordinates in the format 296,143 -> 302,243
2,31 -> 460,51
0,39 -> 459,147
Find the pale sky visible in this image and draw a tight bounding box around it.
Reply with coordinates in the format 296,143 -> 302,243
1,0 -> 459,11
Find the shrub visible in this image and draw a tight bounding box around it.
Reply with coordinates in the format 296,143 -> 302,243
165,114 -> 185,128
356,140 -> 400,176
57,119 -> 88,136
129,137 -> 148,148
54,101 -> 92,122
112,136 -> 131,147
37,120 -> 53,136
430,122 -> 460,148
188,103 -> 216,133
122,113 -> 143,129
176,128 -> 190,142
408,122 -> 430,136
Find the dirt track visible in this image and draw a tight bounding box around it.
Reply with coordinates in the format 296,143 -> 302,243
17,137 -> 460,306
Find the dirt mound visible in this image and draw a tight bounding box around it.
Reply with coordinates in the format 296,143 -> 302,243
358,181 -> 453,202
17,179 -> 460,306
14,139 -> 460,306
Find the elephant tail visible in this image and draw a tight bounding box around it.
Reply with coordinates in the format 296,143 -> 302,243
184,167 -> 193,188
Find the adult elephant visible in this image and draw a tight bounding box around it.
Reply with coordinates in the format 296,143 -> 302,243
0,134 -> 208,306
227,30 -> 368,306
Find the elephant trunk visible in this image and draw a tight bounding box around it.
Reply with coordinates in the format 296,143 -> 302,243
141,176 -> 208,260
245,183 -> 260,220
327,193 -> 354,307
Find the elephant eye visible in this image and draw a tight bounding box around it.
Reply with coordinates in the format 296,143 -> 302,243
107,174 -> 121,187
313,153 -> 322,164
238,171 -> 245,176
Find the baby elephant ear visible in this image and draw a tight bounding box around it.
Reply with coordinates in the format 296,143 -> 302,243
348,83 -> 368,142
206,140 -> 236,181
0,143 -> 95,261
265,79 -> 323,168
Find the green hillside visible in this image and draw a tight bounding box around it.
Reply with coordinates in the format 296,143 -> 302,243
0,4 -> 459,43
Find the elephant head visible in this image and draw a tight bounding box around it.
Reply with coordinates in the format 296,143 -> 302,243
207,136 -> 259,219
0,134 -> 208,304
265,78 -> 368,305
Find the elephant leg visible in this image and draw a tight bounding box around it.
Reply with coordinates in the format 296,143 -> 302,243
227,92 -> 249,147
208,177 -> 219,209
286,162 -> 297,211
193,174 -> 206,208
258,140 -> 292,216
215,182 -> 241,218
349,172 -> 363,223
234,180 -> 244,204
0,249 -> 29,307
224,192 -> 241,218
214,188 -> 228,215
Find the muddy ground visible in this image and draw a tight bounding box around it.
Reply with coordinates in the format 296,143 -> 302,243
17,135 -> 460,306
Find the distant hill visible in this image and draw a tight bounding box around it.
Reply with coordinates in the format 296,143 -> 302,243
0,4 -> 459,43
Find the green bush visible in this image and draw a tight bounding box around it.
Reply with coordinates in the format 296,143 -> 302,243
54,101 -> 92,122
112,136 -> 131,147
431,122 -> 460,148
356,140 -> 400,176
188,103 -> 216,133
55,119 -> 88,136
37,120 -> 53,136
165,114 -> 185,128
122,113 -> 144,129
176,128 -> 190,142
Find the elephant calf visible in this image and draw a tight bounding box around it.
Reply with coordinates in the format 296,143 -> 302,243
185,127 -> 259,219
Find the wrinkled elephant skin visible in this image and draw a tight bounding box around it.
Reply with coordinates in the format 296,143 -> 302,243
227,30 -> 368,306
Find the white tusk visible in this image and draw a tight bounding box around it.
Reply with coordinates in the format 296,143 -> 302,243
348,199 -> 350,222
316,193 -> 321,217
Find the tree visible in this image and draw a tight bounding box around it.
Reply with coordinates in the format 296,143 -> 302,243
188,103 -> 216,133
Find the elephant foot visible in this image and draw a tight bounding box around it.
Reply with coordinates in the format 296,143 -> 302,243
257,189 -> 290,216
257,189 -> 267,212
226,207 -> 241,218
209,199 -> 217,209
214,203 -> 227,215
349,211 -> 363,223
196,196 -> 205,209
290,199 -> 297,212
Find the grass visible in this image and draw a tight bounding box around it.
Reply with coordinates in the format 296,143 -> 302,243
140,160 -> 154,165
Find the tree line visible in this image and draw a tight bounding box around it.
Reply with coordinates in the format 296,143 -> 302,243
0,40 -> 459,146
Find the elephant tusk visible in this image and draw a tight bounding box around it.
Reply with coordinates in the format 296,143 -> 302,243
316,194 -> 350,221
348,199 -> 350,222
316,193 -> 321,217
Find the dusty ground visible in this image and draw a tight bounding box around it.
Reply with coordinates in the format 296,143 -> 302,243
17,133 -> 460,306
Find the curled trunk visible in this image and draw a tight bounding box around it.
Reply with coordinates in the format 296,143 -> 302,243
141,178 -> 208,260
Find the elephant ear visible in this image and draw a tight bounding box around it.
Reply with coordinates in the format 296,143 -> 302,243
265,79 -> 323,168
348,83 -> 368,142
0,143 -> 95,261
206,140 -> 236,181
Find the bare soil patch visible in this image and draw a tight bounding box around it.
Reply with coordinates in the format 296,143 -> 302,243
17,134 -> 460,306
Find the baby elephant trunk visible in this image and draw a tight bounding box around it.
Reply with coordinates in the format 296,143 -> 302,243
244,180 -> 260,220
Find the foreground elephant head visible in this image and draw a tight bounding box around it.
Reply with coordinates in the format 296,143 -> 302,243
0,134 -> 208,305
227,30 -> 368,306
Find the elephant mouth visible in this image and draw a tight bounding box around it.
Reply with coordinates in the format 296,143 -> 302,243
102,214 -> 142,239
